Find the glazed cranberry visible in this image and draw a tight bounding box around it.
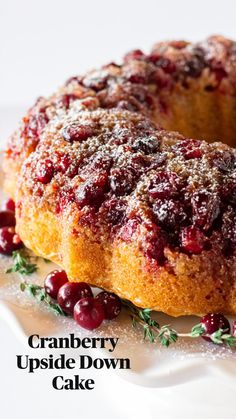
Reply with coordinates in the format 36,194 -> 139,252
0,227 -> 23,255
180,226 -> 205,254
109,168 -> 135,196
101,198 -> 126,226
123,49 -> 145,63
174,139 -> 202,159
36,159 -> 54,184
44,270 -> 68,299
149,56 -> 176,74
0,211 -> 16,227
211,150 -> 235,172
62,123 -> 95,142
74,297 -> 105,330
200,313 -> 230,342
76,172 -> 108,208
148,171 -> 182,200
57,93 -> 78,109
23,109 -> 49,139
95,291 -> 122,320
142,229 -> 168,264
132,136 -> 160,154
191,191 -> 220,231
152,199 -> 187,229
120,218 -> 140,242
4,199 -> 15,212
57,282 -> 93,315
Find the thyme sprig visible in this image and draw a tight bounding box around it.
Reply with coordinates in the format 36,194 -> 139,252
6,249 -> 38,276
123,300 -> 236,348
20,282 -> 67,316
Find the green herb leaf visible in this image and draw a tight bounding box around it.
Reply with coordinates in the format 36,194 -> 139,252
6,250 -> 38,276
20,282 -> 67,316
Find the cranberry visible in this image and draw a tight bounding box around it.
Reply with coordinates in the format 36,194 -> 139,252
124,49 -> 145,63
36,159 -> 54,184
183,48 -> 206,78
211,150 -> 235,172
95,291 -> 122,320
221,207 -> 236,247
74,297 -> 105,330
75,172 -> 108,208
191,191 -> 220,231
57,94 -> 78,109
0,227 -> 23,255
120,218 -> 140,242
83,73 -> 108,91
44,270 -> 68,299
109,168 -> 135,196
200,313 -> 230,342
149,56 -> 176,74
23,109 -> 49,140
142,227 -> 168,264
152,199 -> 187,229
174,139 -> 202,159
101,198 -> 126,226
0,211 -> 16,227
62,123 -> 95,142
180,226 -> 205,254
148,171 -> 182,200
4,199 -> 15,212
57,282 -> 93,315
132,136 -> 160,154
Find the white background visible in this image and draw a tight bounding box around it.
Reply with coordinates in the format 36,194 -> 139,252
0,0 -> 236,418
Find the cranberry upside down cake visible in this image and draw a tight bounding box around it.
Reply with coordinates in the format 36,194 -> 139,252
3,36 -> 236,316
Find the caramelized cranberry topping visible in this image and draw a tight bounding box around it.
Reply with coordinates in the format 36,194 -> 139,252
62,123 -> 95,142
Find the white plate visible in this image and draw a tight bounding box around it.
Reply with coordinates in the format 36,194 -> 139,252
0,165 -> 235,389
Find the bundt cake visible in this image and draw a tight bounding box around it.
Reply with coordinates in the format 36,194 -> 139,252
3,35 -> 236,316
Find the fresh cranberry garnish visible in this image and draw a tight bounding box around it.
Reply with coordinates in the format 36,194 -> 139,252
57,282 -> 93,315
109,167 -> 135,196
191,191 -> 220,231
4,199 -> 15,212
174,139 -> 203,159
62,122 -> 95,142
74,297 -> 105,330
44,270 -> 68,299
95,291 -> 122,320
200,313 -> 230,342
0,227 -> 23,255
180,226 -> 205,254
36,159 -> 54,184
0,211 -> 16,227
123,49 -> 145,63
75,172 -> 108,208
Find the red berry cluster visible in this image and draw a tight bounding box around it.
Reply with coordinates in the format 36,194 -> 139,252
0,199 -> 23,255
44,270 -> 121,330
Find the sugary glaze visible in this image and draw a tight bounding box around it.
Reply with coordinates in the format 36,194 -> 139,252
3,36 -> 236,316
